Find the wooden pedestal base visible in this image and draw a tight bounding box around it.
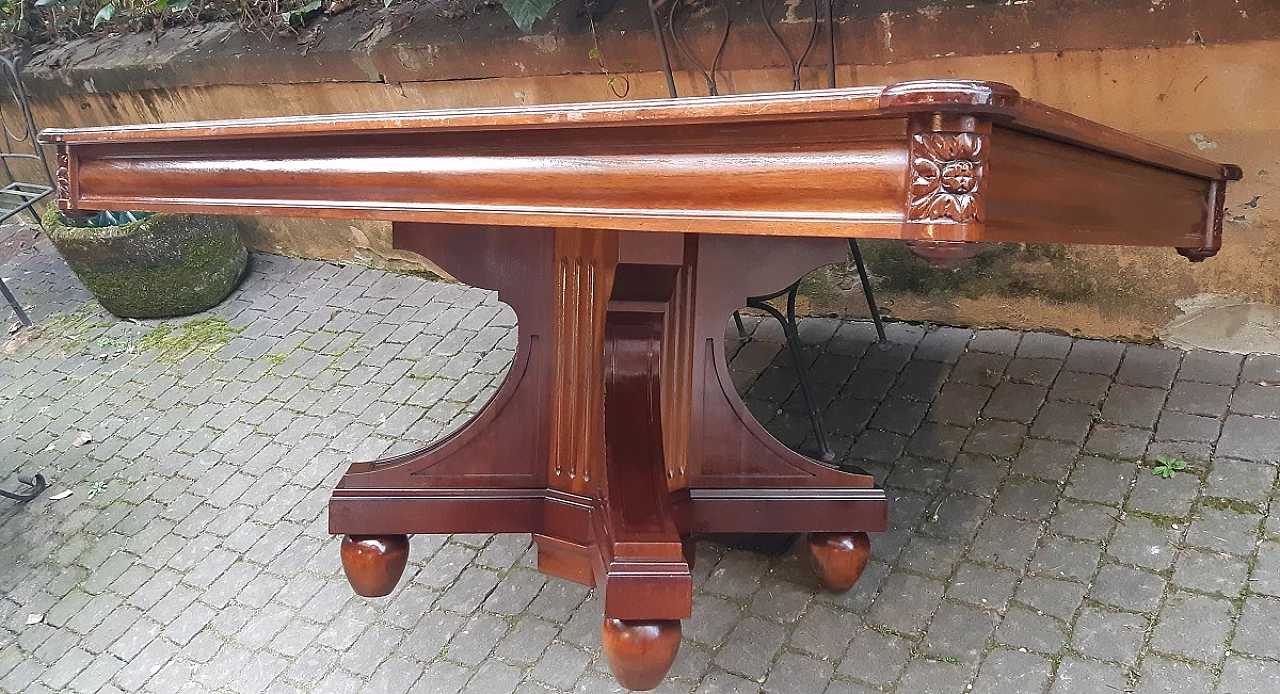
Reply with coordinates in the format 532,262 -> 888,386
602,619 -> 683,692
329,225 -> 889,689
340,534 -> 410,598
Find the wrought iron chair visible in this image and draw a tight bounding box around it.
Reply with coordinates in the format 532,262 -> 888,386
0,54 -> 52,500
655,0 -> 885,462
0,54 -> 52,330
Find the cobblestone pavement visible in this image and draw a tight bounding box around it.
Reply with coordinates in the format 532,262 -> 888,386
3,224 -> 1280,694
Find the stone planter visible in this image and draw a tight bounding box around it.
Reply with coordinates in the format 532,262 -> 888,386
46,211 -> 248,319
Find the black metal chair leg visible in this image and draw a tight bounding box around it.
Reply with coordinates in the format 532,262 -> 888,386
732,310 -> 747,339
848,239 -> 885,342
0,473 -> 46,502
749,282 -> 835,462
0,278 -> 31,328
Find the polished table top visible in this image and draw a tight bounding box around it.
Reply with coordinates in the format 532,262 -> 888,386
41,79 -> 1238,253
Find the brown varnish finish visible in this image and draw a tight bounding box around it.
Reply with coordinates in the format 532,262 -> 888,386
340,534 -> 410,598
40,80 -> 1238,690
602,619 -> 683,692
807,532 -> 873,592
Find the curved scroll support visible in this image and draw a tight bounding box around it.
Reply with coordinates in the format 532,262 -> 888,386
335,223 -> 554,490
688,233 -> 877,488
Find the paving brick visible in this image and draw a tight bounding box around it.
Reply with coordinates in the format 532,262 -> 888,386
762,652 -> 834,694
1208,458 -> 1278,504
952,352 -> 1011,387
1166,380 -> 1232,416
1101,385 -> 1166,429
1048,656 -> 1128,694
928,383 -> 993,426
969,329 -> 1021,354
1030,535 -> 1101,583
1218,655 -> 1280,694
747,578 -> 808,627
1173,548 -> 1249,597
899,535 -> 966,579
1118,346 -> 1182,389
712,617 -> 787,680
964,420 -> 1030,458
970,515 -> 1043,569
1014,577 -> 1086,622
920,600 -> 996,664
1049,370 -> 1112,406
1217,415 -> 1280,462
836,628 -> 912,685
866,571 -> 946,636
1090,563 -> 1166,612
1011,438 -> 1078,483
1048,499 -> 1118,542
682,595 -> 743,648
896,658 -> 972,694
971,648 -> 1052,694
789,603 -> 860,660
913,327 -> 973,364
1132,655 -> 1215,694
1150,591 -> 1232,663
1029,401 -> 1095,444
1083,425 -> 1151,460
983,382 -> 1049,423
704,550 -> 770,599
1005,358 -> 1063,388
1185,505 -> 1262,556
948,453 -> 1011,497
1065,456 -> 1136,506
1177,350 -> 1244,385
1232,595 -> 1280,660
1126,468 -> 1200,517
1062,340 -> 1125,375
994,477 -> 1060,521
1241,354 -> 1280,383
1108,515 -> 1179,571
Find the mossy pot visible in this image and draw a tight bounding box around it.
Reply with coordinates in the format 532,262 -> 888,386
46,211 -> 248,319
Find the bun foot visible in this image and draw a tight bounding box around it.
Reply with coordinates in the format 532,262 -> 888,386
601,618 -> 682,691
341,534 -> 409,597
807,532 -> 871,592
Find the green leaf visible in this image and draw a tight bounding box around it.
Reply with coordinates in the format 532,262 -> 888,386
156,0 -> 167,10
281,0 -> 321,24
587,46 -> 599,60
501,0 -> 555,33
92,2 -> 114,28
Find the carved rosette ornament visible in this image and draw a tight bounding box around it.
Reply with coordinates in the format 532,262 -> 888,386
908,132 -> 986,223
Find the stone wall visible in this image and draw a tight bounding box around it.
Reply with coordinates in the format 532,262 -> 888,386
11,0 -> 1279,339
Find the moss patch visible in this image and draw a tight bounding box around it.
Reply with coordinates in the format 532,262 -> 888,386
136,316 -> 242,362
26,302 -> 117,353
1199,497 -> 1265,516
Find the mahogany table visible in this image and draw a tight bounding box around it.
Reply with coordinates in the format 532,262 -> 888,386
41,80 -> 1239,690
